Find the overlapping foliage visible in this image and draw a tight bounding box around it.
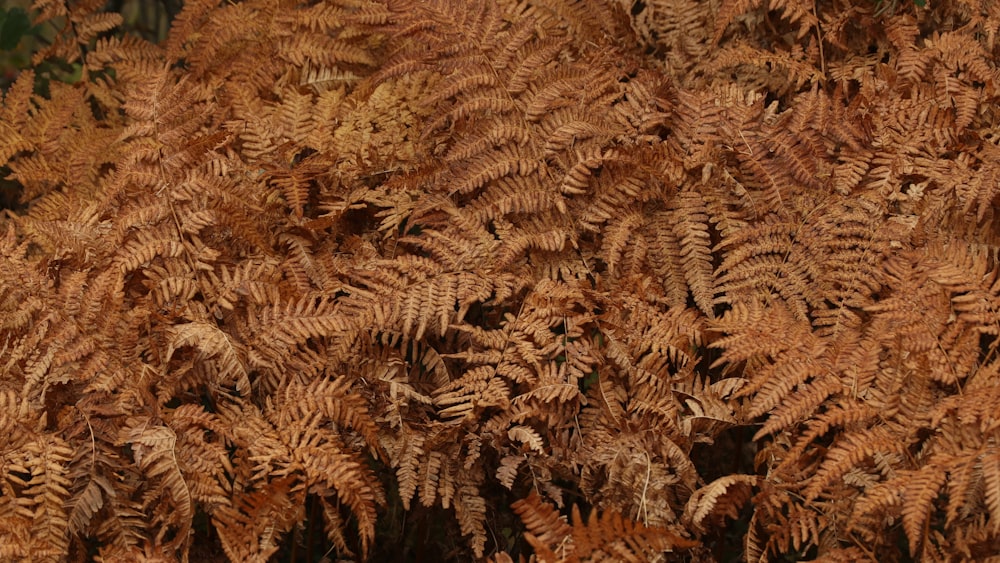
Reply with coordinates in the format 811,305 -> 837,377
1,0 -> 1000,560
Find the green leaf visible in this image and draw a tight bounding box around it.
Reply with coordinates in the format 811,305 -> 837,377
0,8 -> 32,51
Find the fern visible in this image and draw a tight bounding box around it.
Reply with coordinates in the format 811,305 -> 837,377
3,0 -> 1000,560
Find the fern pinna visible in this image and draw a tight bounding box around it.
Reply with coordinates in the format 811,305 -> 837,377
1,0 -> 999,561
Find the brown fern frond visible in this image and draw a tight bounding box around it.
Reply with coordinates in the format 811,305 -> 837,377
212,477 -> 302,563
899,464 -> 948,556
512,492 -> 698,562
803,426 -> 908,502
165,321 -> 250,396
0,71 -> 34,163
121,420 -> 193,555
626,0 -> 713,82
681,474 -> 757,535
276,376 -> 382,458
705,42 -> 823,94
508,0 -> 634,43
512,492 -> 575,560
262,380 -> 385,554
242,296 -> 361,372
748,483 -> 828,559
454,465 -> 489,557
715,225 -> 818,321
20,435 -> 75,558
713,0 -> 765,45
164,405 -> 233,507
670,190 -> 716,317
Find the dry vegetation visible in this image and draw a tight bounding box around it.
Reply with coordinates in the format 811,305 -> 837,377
1,0 -> 1000,561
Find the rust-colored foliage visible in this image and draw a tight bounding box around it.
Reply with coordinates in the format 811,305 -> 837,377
1,0 -> 1000,560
